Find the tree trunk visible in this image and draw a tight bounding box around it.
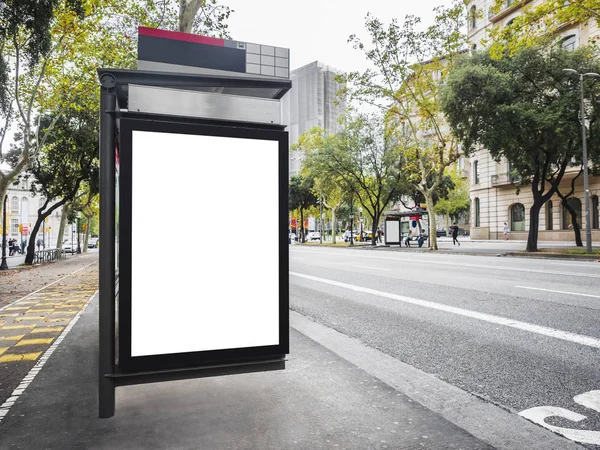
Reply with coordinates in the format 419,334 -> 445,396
56,203 -> 70,250
331,207 -> 337,244
526,200 -> 543,252
563,200 -> 583,247
25,215 -> 45,264
179,0 -> 204,33
300,209 -> 305,243
446,214 -> 450,236
371,212 -> 379,246
423,191 -> 438,250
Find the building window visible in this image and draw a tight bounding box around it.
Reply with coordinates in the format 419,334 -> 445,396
10,218 -> 18,234
546,201 -> 553,230
473,160 -> 479,184
511,203 -> 526,231
10,196 -> 18,214
591,195 -> 599,229
488,8 -> 494,19
561,34 -> 577,51
38,197 -> 45,210
506,0 -> 514,6
475,198 -> 480,227
562,197 -> 582,230
470,5 -> 477,29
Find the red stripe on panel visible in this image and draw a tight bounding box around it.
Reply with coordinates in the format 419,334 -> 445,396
138,26 -> 224,47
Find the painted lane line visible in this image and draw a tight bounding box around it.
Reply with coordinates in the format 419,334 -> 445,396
0,260 -> 97,313
290,272 -> 600,349
0,290 -> 97,424
515,286 -> 600,299
291,249 -> 600,278
352,265 -> 390,271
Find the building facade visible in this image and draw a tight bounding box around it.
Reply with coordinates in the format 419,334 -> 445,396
467,0 -> 600,241
2,177 -> 70,248
282,61 -> 346,177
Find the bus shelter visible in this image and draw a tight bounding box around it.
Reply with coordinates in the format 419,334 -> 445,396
384,210 -> 430,248
98,30 -> 291,418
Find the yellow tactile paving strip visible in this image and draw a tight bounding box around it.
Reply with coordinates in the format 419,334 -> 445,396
0,269 -> 97,364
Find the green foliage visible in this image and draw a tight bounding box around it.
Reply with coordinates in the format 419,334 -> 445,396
434,170 -> 469,220
441,45 -> 600,250
487,0 -> 600,57
341,0 -> 468,249
298,115 -> 404,245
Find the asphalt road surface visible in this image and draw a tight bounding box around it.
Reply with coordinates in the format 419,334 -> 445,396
290,246 -> 600,449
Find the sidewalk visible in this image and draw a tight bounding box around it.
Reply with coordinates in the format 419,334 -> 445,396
0,294 -> 493,450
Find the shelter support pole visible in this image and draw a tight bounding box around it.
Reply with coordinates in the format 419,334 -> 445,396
99,74 -> 117,418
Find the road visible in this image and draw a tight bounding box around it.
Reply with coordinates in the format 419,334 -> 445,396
290,246 -> 600,448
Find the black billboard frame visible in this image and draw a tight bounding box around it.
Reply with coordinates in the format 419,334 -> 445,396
118,117 -> 289,373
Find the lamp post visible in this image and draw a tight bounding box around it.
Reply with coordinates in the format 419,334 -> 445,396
563,68 -> 600,253
359,207 -> 363,242
76,215 -> 82,254
1,195 -> 7,270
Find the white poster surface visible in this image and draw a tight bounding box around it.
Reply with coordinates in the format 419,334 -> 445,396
130,131 -> 280,357
385,220 -> 400,244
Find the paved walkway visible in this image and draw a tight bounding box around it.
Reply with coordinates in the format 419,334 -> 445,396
0,259 -> 98,416
0,272 -> 494,449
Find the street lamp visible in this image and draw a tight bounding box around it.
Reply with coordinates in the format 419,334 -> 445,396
349,197 -> 354,247
76,214 -> 82,254
359,207 -> 363,241
0,195 -> 7,270
563,68 -> 600,253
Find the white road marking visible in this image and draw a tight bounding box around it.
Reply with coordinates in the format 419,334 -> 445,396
0,291 -> 97,424
515,286 -> 600,299
352,265 -> 390,271
290,272 -> 600,349
520,390 -> 600,445
0,260 -> 98,312
291,249 -> 600,278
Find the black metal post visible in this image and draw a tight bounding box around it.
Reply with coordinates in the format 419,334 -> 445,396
319,195 -> 323,244
76,216 -> 81,254
71,223 -> 74,255
99,75 -> 117,418
0,196 -> 7,270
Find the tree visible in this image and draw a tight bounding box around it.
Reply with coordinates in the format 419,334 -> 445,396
23,108 -> 98,264
177,0 -> 232,35
288,175 -> 318,243
488,0 -> 600,57
341,0 -> 468,249
294,127 -> 347,244
302,114 -> 404,246
434,170 -> 469,235
441,46 -> 600,251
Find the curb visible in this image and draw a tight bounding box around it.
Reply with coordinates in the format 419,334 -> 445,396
504,251 -> 600,262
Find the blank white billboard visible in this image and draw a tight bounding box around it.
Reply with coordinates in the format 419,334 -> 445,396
385,220 -> 400,244
130,131 -> 280,357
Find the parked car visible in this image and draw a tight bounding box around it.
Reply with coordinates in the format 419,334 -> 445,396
88,236 -> 99,248
343,230 -> 359,242
63,240 -> 76,254
436,228 -> 447,237
307,231 -> 321,241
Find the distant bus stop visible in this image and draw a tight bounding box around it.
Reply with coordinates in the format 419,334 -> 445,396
384,210 -> 430,248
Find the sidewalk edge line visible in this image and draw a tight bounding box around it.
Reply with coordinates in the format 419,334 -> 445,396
0,260 -> 97,312
0,290 -> 98,424
290,310 -> 586,450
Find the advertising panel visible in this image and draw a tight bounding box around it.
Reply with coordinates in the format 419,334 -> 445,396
118,119 -> 288,372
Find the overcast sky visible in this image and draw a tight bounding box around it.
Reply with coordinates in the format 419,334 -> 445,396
223,0 -> 448,73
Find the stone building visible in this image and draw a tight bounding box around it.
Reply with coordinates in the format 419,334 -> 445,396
466,0 -> 600,240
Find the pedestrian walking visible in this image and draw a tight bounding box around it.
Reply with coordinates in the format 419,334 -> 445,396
452,223 -> 460,246
21,239 -> 26,254
377,227 -> 382,243
36,238 -> 42,252
8,238 -> 14,256
503,222 -> 509,240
